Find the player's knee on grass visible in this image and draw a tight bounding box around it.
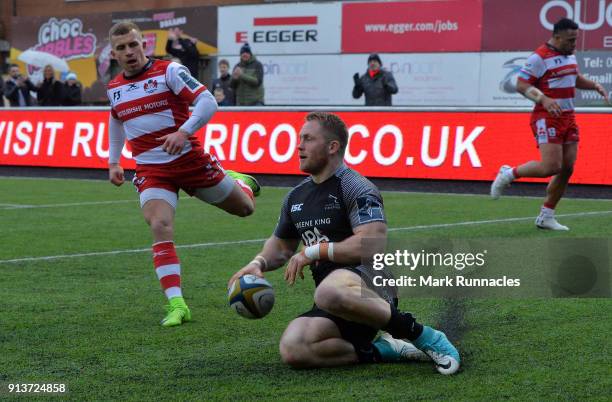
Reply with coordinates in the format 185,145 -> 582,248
279,329 -> 312,368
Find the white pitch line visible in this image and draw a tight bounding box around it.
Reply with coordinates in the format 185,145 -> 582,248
0,238 -> 267,264
1,210 -> 611,265
0,199 -> 138,210
388,210 -> 612,231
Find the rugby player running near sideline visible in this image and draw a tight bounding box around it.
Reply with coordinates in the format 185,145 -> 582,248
229,112 -> 460,374
107,21 -> 261,327
491,18 -> 609,230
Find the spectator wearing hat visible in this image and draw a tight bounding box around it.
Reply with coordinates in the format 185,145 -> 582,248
352,54 -> 398,106
211,59 -> 235,106
61,72 -> 82,106
230,43 -> 264,106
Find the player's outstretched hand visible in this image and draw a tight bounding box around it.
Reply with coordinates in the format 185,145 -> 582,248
109,164 -> 125,186
284,251 -> 312,286
228,263 -> 264,289
542,97 -> 562,117
157,131 -> 190,155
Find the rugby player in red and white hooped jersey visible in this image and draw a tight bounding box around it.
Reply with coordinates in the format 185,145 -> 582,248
106,21 -> 261,327
491,18 -> 609,230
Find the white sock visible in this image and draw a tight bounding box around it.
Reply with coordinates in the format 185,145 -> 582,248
503,167 -> 515,181
540,206 -> 554,217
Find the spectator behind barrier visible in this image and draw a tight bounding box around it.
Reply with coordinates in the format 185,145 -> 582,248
352,54 -> 398,106
4,64 -> 36,107
166,27 -> 200,77
211,59 -> 235,106
36,65 -> 64,106
61,72 -> 82,106
230,43 -> 264,106
213,83 -> 232,106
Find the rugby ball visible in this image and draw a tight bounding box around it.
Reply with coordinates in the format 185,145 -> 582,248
228,274 -> 275,319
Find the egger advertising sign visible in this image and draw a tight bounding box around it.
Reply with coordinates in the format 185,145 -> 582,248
0,110 -> 610,185
341,0 -> 483,53
218,3 -> 341,55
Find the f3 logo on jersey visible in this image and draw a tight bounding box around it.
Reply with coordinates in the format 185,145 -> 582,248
112,90 -> 121,102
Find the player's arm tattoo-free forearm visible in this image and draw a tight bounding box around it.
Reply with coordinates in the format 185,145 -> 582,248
108,116 -> 126,164
252,236 -> 298,272
523,86 -> 544,103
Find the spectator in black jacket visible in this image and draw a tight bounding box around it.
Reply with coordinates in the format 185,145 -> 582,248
61,72 -> 82,106
211,59 -> 235,106
4,64 -> 36,107
166,27 -> 200,77
37,65 -> 64,106
352,54 -> 398,106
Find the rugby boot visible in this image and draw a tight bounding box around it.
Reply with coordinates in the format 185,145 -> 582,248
161,297 -> 192,327
490,165 -> 513,200
373,332 -> 430,362
226,170 -> 261,197
535,214 -> 569,231
413,326 -> 460,375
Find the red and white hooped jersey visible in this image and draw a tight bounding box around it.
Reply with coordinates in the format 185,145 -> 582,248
518,44 -> 579,113
107,59 -> 207,165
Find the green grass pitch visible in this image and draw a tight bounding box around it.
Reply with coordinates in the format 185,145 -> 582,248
0,176 -> 611,401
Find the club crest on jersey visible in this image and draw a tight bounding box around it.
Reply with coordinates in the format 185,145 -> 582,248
144,79 -> 158,94
324,194 -> 341,211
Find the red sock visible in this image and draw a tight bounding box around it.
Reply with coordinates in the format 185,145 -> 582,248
235,179 -> 254,200
512,167 -> 520,179
152,241 -> 182,300
543,201 -> 557,209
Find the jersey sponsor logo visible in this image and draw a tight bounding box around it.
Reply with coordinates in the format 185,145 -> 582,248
357,195 -> 384,223
301,227 -> 329,247
178,71 -> 200,91
144,79 -> 158,94
127,83 -> 139,92
547,127 -> 556,138
290,203 -> 303,212
112,90 -> 121,102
